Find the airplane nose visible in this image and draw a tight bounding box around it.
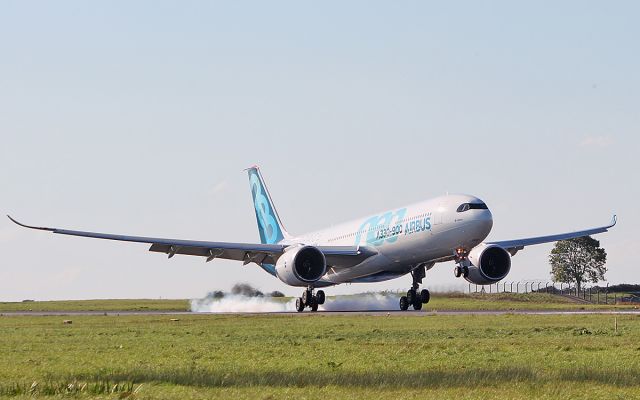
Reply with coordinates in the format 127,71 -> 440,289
480,209 -> 494,234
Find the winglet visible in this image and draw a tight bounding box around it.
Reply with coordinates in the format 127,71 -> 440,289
610,214 -> 617,228
6,215 -> 54,231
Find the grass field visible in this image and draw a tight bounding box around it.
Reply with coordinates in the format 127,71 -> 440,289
0,292 -> 635,313
0,299 -> 189,312
422,292 -> 633,311
1,310 -> 639,399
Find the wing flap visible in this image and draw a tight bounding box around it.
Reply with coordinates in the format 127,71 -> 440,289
148,243 -> 280,264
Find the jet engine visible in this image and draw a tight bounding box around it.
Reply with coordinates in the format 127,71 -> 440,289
464,244 -> 511,285
275,245 -> 327,287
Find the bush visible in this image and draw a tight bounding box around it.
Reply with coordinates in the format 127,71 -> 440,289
231,283 -> 264,297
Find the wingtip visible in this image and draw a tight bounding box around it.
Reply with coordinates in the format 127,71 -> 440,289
6,215 -> 53,231
611,214 -> 617,227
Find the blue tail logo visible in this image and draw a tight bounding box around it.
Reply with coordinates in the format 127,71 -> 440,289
247,167 -> 286,244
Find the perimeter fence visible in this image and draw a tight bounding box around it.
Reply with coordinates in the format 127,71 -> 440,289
467,281 -> 640,305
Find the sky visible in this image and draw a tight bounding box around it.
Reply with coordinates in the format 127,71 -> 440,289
1,1 -> 638,301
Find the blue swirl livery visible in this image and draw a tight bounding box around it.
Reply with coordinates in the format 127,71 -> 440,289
246,166 -> 289,276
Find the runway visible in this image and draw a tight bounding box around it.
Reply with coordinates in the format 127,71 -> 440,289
2,309 -> 640,317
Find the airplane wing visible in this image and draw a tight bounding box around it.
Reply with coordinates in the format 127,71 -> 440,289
487,215 -> 617,256
7,216 -> 376,268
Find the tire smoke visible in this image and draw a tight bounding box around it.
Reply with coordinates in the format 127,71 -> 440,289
190,283 -> 295,312
319,293 -> 398,311
190,294 -> 297,312
190,285 -> 400,313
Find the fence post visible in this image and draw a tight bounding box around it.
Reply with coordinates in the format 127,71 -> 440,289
516,282 -> 520,293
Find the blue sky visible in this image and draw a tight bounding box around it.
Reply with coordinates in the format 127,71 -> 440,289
1,1 -> 638,301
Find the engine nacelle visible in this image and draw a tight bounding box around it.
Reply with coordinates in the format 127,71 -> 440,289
464,244 -> 511,285
275,245 -> 327,287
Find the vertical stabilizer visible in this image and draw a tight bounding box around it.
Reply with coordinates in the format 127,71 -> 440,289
246,166 -> 290,244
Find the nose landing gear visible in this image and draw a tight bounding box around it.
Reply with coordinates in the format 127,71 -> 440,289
295,286 -> 325,312
454,265 -> 469,278
453,247 -> 470,279
399,267 -> 430,311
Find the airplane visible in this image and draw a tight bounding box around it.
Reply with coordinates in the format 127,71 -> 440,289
8,166 -> 617,312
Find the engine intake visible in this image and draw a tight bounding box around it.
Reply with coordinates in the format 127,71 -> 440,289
275,245 -> 327,287
465,244 -> 511,285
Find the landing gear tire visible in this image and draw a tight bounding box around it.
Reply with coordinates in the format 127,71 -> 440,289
402,265 -> 430,310
298,287 -> 322,312
406,289 -> 417,305
296,297 -> 305,312
454,265 -> 469,278
420,289 -> 430,304
302,290 -> 312,305
399,296 -> 409,311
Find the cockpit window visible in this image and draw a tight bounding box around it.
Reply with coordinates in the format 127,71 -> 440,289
457,202 -> 488,212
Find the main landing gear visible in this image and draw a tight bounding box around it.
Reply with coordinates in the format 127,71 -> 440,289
295,286 -> 325,312
399,267 -> 430,311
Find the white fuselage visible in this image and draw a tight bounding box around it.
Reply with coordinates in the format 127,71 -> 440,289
287,194 -> 493,285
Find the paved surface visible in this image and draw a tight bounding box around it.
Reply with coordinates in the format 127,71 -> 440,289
2,310 -> 640,316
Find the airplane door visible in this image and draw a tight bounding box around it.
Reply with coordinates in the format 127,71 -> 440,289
433,203 -> 444,227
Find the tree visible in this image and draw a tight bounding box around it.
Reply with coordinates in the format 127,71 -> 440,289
549,236 -> 607,292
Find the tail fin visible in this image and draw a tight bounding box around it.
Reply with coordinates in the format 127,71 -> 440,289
246,166 -> 290,244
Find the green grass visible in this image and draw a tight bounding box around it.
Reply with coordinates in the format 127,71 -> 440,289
1,292 -> 635,313
423,292 -> 635,311
0,299 -> 189,312
1,313 -> 639,399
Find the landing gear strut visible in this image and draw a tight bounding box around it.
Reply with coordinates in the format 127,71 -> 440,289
399,266 -> 430,311
453,247 -> 470,279
296,286 -> 325,312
